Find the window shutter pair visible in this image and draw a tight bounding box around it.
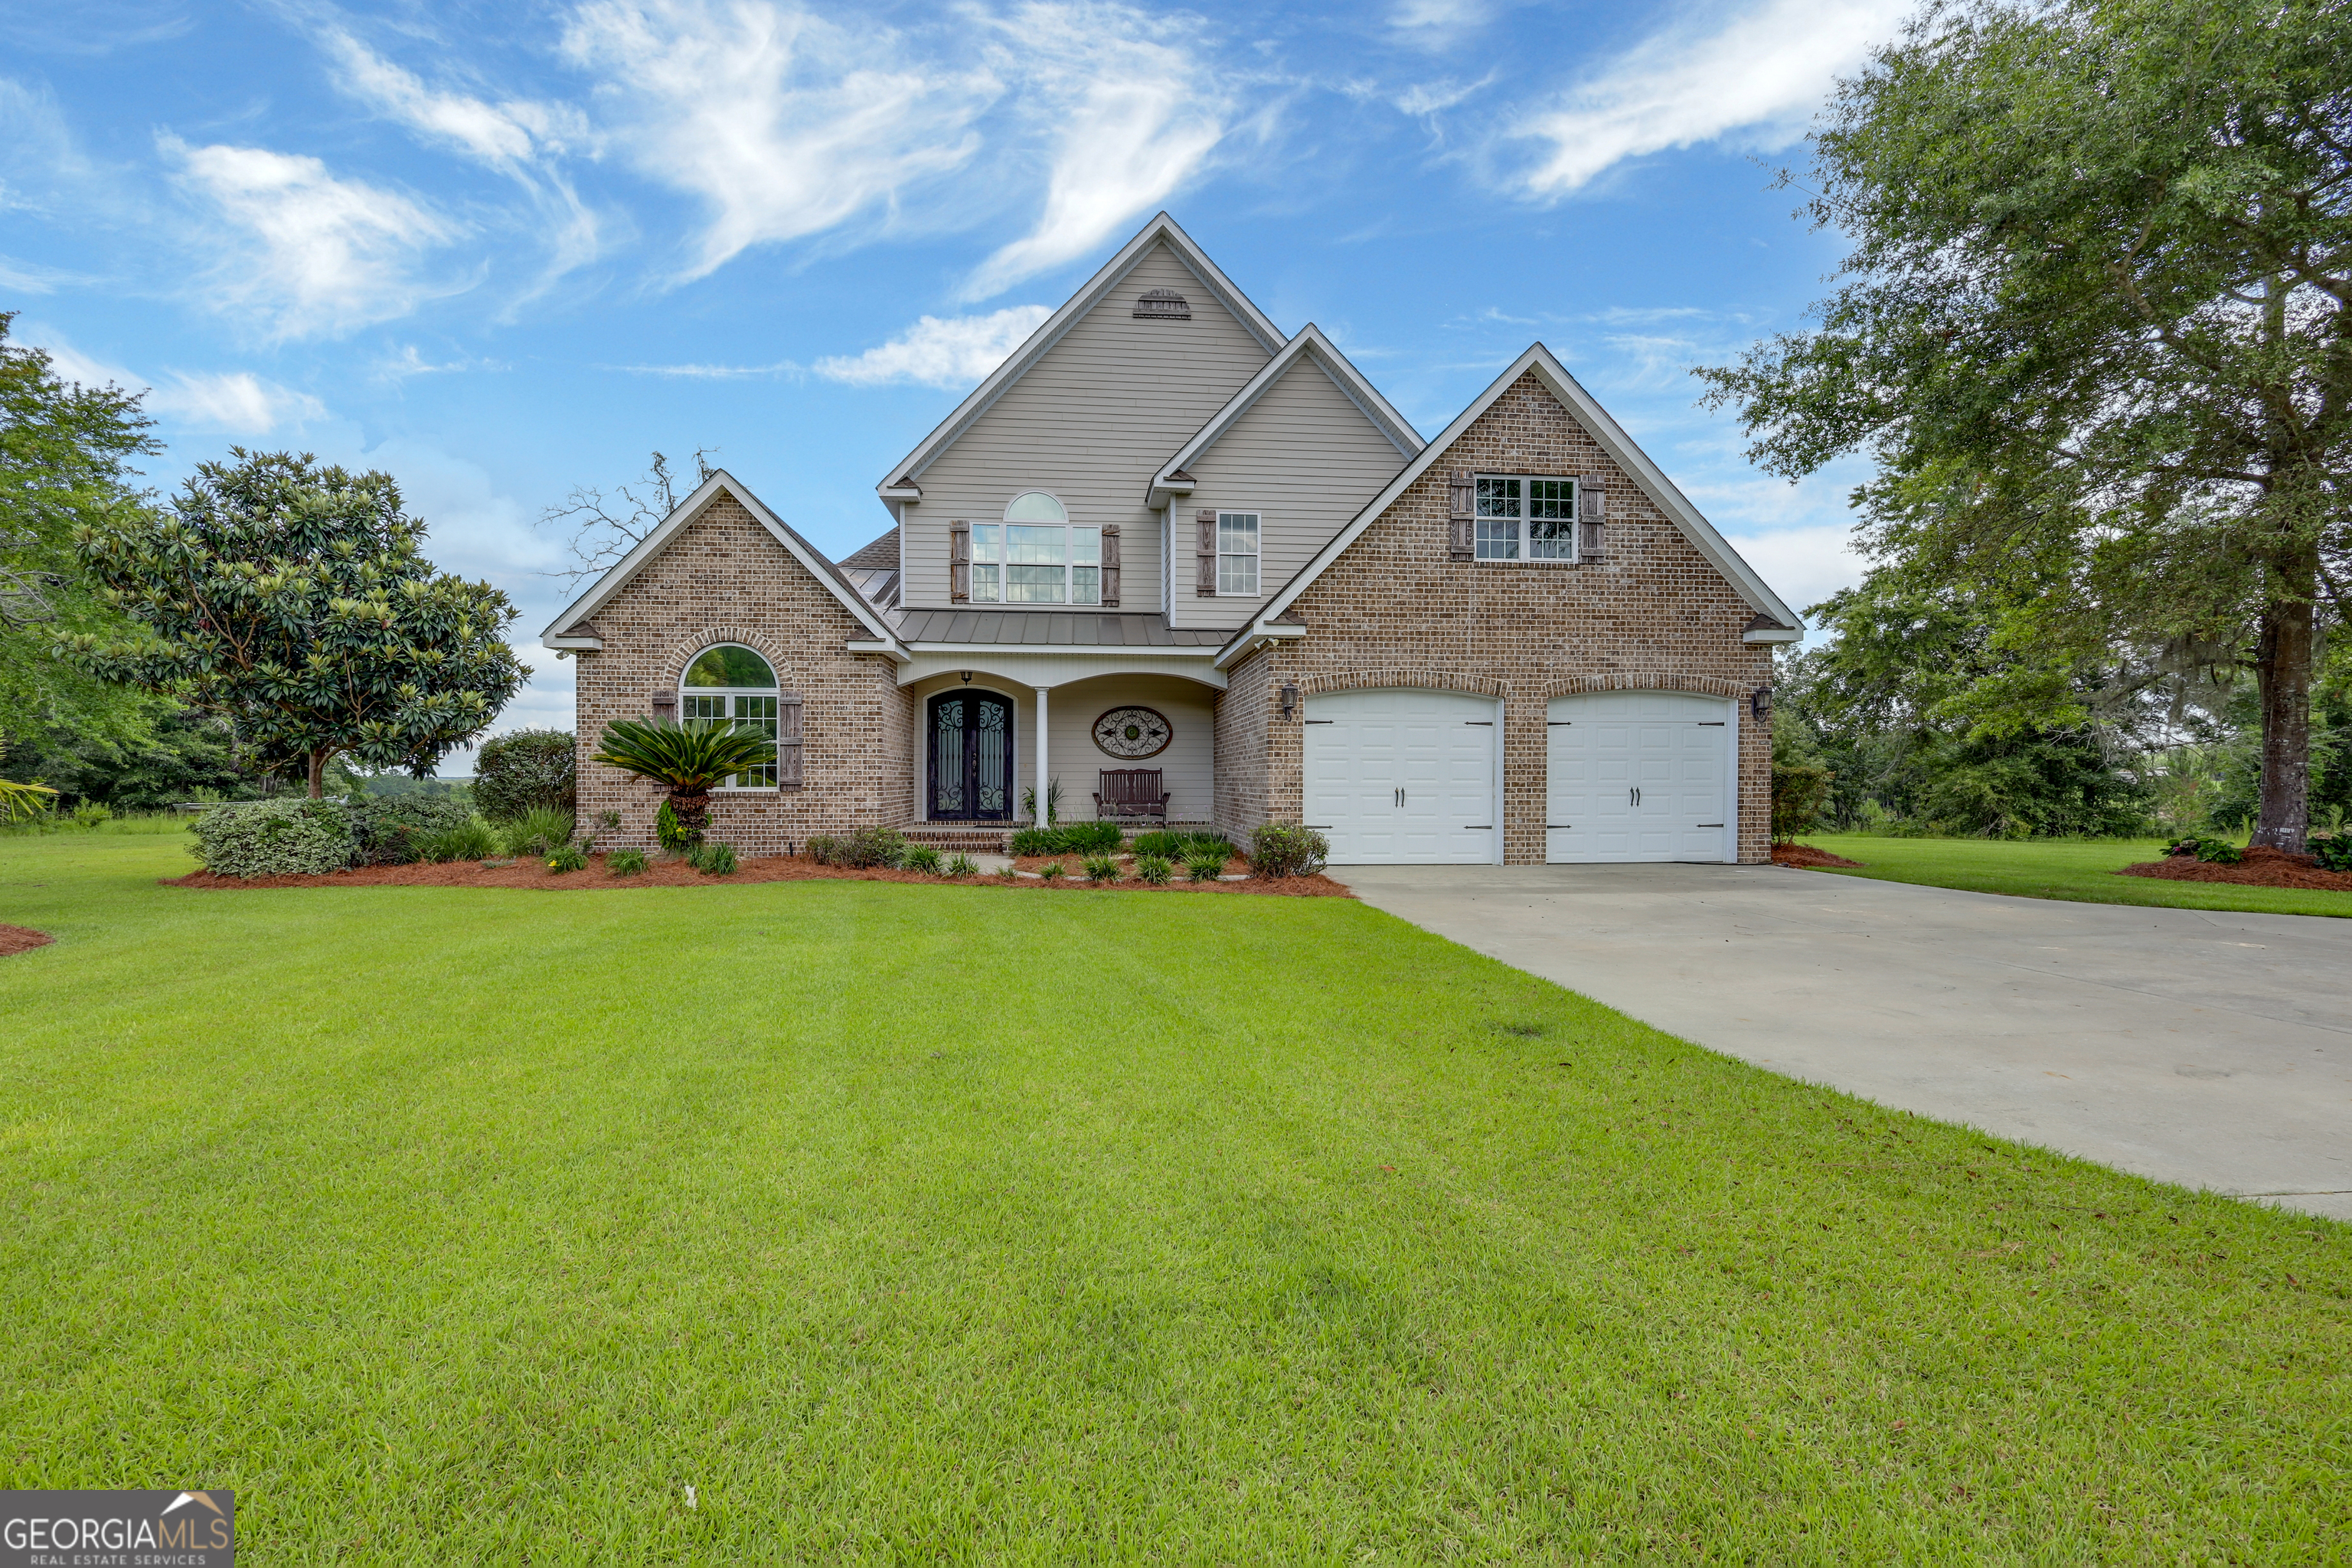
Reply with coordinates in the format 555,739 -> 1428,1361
1577,476 -> 1607,560
1196,509 -> 1217,595
1101,524 -> 1121,607
1448,470 -> 1475,560
777,695 -> 804,788
949,520 -> 972,602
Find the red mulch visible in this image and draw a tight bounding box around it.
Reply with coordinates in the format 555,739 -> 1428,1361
0,923 -> 54,956
2118,844 -> 2352,892
162,854 -> 1352,898
1772,842 -> 1865,869
1012,853 -> 1250,877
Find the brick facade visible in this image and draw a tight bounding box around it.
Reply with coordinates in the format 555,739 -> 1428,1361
569,491 -> 913,854
1215,374 -> 1775,864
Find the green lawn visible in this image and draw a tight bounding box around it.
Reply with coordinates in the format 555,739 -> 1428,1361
1798,831 -> 2352,919
2,835 -> 2346,1560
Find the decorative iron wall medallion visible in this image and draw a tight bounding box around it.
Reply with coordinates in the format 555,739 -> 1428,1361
1092,705 -> 1172,759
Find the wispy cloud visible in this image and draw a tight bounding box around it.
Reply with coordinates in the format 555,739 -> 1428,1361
377,345 -> 508,381
0,253 -> 93,294
24,326 -> 322,434
1507,0 -> 1909,196
961,4 -> 1232,300
561,0 -> 996,282
813,305 -> 1050,387
163,135 -> 462,338
606,359 -> 802,378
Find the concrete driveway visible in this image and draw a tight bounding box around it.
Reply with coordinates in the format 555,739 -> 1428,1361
1332,863 -> 2352,1221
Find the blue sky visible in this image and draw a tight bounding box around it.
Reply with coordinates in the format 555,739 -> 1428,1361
2,0 -> 1904,767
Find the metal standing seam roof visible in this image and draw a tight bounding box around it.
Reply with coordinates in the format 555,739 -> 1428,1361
888,608 -> 1227,648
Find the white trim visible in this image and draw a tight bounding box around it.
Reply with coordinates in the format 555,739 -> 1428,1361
539,471 -> 906,654
876,213 -> 1287,498
1470,473 -> 1580,564
1222,343 -> 1804,662
1742,624 -> 1802,644
1148,326 -> 1420,507
1214,508 -> 1263,597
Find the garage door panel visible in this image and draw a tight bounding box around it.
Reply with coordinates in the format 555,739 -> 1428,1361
1547,691 -> 1733,864
1305,688 -> 1498,864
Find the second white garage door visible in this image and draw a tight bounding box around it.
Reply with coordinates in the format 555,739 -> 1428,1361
1547,691 -> 1733,862
1303,688 -> 1498,864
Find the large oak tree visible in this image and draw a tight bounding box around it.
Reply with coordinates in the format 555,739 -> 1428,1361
1702,0 -> 2351,849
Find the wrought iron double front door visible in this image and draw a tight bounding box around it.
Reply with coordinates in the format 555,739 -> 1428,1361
928,691 -> 1014,821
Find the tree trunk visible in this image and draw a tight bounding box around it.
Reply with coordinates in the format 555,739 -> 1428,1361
307,750 -> 328,799
668,789 -> 710,843
2252,593 -> 2313,853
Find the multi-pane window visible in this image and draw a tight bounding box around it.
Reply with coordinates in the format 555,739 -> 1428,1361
1218,511 -> 1260,595
1475,475 -> 1577,561
970,492 -> 1101,605
681,643 -> 779,789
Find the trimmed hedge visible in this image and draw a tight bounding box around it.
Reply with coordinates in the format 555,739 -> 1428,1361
193,799 -> 356,878
473,729 -> 576,822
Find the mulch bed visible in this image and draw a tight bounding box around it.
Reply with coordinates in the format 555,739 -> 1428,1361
1012,853 -> 1249,877
0,923 -> 55,956
162,854 -> 1352,898
2118,844 -> 2352,893
1772,842 -> 1865,869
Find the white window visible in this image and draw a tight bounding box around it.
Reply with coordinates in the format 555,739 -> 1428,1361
971,492 -> 1101,605
1217,511 -> 1260,595
1475,475 -> 1577,562
681,643 -> 779,789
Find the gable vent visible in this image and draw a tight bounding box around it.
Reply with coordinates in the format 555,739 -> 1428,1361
1132,288 -> 1191,321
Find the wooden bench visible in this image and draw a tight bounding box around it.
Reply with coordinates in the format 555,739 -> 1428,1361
1093,769 -> 1171,823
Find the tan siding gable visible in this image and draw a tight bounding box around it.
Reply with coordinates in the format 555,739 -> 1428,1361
900,243 -> 1272,611
1174,354 -> 1411,631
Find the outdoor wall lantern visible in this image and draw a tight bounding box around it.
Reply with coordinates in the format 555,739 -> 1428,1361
1751,687 -> 1772,722
1279,681 -> 1299,719
960,669 -> 974,684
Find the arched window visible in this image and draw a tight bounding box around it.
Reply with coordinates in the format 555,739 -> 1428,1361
969,491 -> 1099,605
682,644 -> 779,789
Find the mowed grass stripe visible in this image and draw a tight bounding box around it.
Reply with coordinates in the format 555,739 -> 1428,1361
1,835 -> 2344,1560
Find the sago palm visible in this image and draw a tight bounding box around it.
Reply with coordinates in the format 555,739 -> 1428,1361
588,718 -> 775,842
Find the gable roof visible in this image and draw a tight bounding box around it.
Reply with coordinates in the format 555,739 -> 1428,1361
837,527 -> 899,570
874,213 -> 1288,497
1146,324 -> 1420,506
539,470 -> 904,654
1217,342 -> 1802,665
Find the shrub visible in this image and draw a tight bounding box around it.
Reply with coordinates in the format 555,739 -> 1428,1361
546,841 -> 589,874
2194,838 -> 2245,865
656,799 -> 694,854
472,729 -> 577,822
1771,757 -> 1834,844
1129,829 -> 1184,856
1249,822 -> 1328,878
71,802 -> 113,830
1184,852 -> 1227,883
1082,852 -> 1121,883
345,794 -> 472,865
193,799 -> 356,877
1039,859 -> 1064,880
417,816 -> 500,864
502,806 -> 576,858
2311,831 -> 2352,872
607,848 -> 648,877
1176,831 -> 1233,860
810,825 -> 906,868
1132,853 -> 1171,884
945,852 -> 978,877
688,841 -> 738,876
996,862 -> 1021,879
1011,821 -> 1122,856
905,844 -> 944,874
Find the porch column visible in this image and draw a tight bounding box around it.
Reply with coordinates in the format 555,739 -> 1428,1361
1034,685 -> 1050,825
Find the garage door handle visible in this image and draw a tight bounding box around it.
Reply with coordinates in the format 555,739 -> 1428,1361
1697,822 -> 1723,828
1465,824 -> 1492,829
1548,823 -> 1572,828
1628,787 -> 1641,806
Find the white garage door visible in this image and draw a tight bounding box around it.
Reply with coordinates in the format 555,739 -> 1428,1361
1303,688 -> 1498,864
1547,691 -> 1733,863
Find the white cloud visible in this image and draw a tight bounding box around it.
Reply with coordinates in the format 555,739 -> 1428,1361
1511,0 -> 1909,196
1388,0 -> 1490,43
163,136 -> 461,338
813,305 -> 1050,387
0,253 -> 90,293
18,325 -> 321,435
609,359 -> 802,378
962,4 -> 1230,299
1719,521 -> 1865,626
562,0 -> 997,280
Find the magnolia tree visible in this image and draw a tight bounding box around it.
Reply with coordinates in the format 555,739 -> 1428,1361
67,450 -> 526,795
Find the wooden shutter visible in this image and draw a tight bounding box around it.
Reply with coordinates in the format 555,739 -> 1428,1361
1196,508 -> 1217,596
776,694 -> 804,787
1577,477 -> 1606,560
1100,524 -> 1121,606
949,520 -> 971,602
1448,469 -> 1475,560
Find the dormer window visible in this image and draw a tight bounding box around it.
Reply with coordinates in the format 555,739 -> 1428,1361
1132,288 -> 1191,321
969,492 -> 1101,605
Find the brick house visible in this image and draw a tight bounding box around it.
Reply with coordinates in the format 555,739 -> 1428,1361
543,213 -> 1802,864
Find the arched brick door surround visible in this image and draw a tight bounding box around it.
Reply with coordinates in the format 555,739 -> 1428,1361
1292,668 -> 1506,701
658,626 -> 795,687
1540,673 -> 1753,702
